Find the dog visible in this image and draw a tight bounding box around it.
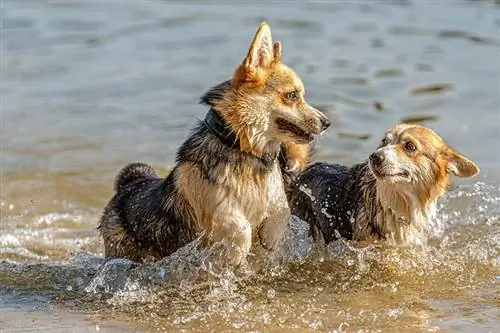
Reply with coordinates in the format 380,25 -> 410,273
98,21 -> 331,265
283,124 -> 479,246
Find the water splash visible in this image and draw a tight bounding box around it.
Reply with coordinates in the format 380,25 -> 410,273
0,181 -> 498,331
435,182 -> 500,234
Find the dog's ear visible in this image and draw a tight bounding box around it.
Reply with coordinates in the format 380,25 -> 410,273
273,41 -> 282,63
243,21 -> 274,75
446,148 -> 479,178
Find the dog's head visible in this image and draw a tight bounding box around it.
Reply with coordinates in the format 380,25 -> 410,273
214,22 -> 330,156
368,124 -> 479,191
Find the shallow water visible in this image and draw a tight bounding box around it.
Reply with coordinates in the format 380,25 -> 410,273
1,0 -> 499,332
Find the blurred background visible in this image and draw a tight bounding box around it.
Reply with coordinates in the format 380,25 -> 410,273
3,0 -> 499,174
1,1 -> 499,332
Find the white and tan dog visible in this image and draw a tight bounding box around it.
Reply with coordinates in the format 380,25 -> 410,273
282,124 -> 480,246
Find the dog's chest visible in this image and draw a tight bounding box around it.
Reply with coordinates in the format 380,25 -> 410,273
238,164 -> 289,226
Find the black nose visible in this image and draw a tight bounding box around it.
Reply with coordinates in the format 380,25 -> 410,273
321,117 -> 331,131
369,151 -> 384,166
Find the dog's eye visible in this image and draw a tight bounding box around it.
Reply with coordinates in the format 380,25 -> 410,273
404,142 -> 416,152
286,91 -> 298,101
381,138 -> 389,146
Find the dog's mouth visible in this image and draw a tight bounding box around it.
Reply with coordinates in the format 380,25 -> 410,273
371,167 -> 410,181
276,118 -> 313,143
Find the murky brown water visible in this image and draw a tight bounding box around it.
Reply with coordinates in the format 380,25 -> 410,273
1,1 -> 499,332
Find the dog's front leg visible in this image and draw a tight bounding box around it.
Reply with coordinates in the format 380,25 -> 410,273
206,211 -> 252,266
258,206 -> 290,251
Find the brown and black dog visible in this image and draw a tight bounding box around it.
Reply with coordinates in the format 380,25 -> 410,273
98,22 -> 330,265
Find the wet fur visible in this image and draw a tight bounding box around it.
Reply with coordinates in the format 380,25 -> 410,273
98,22 -> 329,264
284,124 -> 480,246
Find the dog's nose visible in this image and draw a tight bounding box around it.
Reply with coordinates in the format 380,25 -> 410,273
320,117 -> 331,131
369,152 -> 384,166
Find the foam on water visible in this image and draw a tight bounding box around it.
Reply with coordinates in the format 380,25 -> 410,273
0,211 -> 101,263
33,212 -> 85,226
0,181 -> 498,331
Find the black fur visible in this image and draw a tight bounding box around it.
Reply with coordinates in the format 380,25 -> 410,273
199,79 -> 232,106
285,161 -> 379,244
100,164 -> 198,259
114,163 -> 157,191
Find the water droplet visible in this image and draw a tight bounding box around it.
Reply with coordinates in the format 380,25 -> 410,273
262,312 -> 271,324
334,229 -> 341,238
75,277 -> 84,287
158,267 -> 166,279
232,322 -> 244,329
243,301 -> 252,310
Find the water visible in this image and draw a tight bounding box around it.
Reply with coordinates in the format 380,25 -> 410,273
1,0 -> 499,332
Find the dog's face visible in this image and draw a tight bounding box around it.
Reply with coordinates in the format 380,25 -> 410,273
368,124 -> 479,187
230,22 -> 330,145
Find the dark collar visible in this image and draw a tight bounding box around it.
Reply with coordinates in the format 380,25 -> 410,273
203,108 -> 278,167
204,108 -> 239,149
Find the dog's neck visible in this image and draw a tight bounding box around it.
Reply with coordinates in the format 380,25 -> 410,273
204,108 -> 240,149
374,181 -> 436,246
204,108 -> 279,167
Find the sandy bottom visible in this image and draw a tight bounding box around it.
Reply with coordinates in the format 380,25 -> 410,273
0,308 -> 141,333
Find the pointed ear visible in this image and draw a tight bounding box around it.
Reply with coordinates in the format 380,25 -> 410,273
243,21 -> 274,75
273,41 -> 282,63
447,149 -> 480,178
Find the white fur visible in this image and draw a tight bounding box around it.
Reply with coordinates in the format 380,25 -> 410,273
381,189 -> 436,247
209,161 -> 290,265
379,145 -> 399,163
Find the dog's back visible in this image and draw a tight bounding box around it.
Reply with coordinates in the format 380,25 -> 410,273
286,161 -> 378,244
99,163 -> 198,261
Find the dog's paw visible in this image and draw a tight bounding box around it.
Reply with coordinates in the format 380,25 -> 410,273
258,227 -> 280,251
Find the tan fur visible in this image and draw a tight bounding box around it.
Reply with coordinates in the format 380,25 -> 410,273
214,23 -> 329,159
366,124 -> 479,245
281,142 -> 313,173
